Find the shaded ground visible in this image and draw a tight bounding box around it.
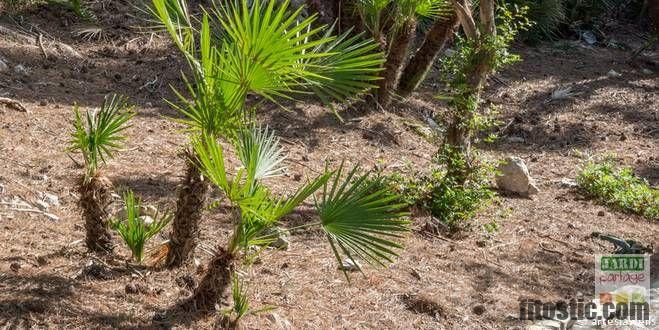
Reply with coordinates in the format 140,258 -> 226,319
1,2 -> 658,329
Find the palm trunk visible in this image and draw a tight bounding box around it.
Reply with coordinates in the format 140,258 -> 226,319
192,247 -> 236,311
79,173 -> 114,254
397,14 -> 459,97
377,19 -> 416,108
166,154 -> 209,268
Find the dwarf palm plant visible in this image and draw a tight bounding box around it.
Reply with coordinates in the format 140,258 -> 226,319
149,0 -> 385,267
354,0 -> 451,107
110,190 -> 172,263
183,128 -> 408,311
67,94 -> 134,253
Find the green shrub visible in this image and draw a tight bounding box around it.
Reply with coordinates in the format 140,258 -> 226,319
576,162 -> 658,220
110,190 -> 171,262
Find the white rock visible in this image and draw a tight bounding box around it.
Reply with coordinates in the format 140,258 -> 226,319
13,64 -> 29,76
139,215 -> 154,226
496,157 -> 539,196
642,68 -> 653,75
43,193 -> 60,207
558,178 -> 578,188
607,69 -> 622,78
339,258 -> 361,272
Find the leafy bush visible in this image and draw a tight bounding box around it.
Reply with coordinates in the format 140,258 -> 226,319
577,162 -> 658,220
110,190 -> 171,263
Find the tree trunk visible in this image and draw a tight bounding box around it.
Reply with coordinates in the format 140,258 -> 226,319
166,154 -> 209,268
377,19 -> 417,108
79,173 -> 114,254
192,247 -> 236,311
397,14 -> 459,97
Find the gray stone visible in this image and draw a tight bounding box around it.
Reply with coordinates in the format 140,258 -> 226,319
264,226 -> 290,250
496,157 -> 540,196
42,193 -> 60,207
339,258 -> 361,272
13,64 -> 28,76
607,69 -> 622,78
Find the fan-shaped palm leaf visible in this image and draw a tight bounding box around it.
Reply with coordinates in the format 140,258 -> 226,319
315,164 -> 409,277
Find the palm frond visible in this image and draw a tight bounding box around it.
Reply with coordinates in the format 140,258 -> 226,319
236,125 -> 286,184
67,94 -> 134,180
315,164 -> 409,277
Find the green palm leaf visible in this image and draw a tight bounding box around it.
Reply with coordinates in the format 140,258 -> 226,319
315,164 -> 409,277
67,94 -> 134,180
236,125 -> 286,183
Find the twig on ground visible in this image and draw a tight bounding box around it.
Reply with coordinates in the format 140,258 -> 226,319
38,33 -> 48,59
539,242 -> 564,256
0,97 -> 28,112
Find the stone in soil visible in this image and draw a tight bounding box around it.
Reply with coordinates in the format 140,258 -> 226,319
496,156 -> 540,196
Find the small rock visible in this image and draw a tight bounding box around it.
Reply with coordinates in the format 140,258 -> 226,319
472,304 -> 486,315
35,200 -> 49,211
496,157 -> 540,197
597,210 -> 605,217
262,226 -> 290,250
139,215 -> 154,226
44,213 -> 59,221
506,136 -> 525,143
125,282 -> 139,294
42,193 -> 59,207
36,256 -> 48,266
10,262 -> 21,272
581,30 -> 597,45
13,64 -> 29,76
558,178 -> 578,188
607,69 -> 622,78
642,68 -> 653,75
339,258 -> 361,272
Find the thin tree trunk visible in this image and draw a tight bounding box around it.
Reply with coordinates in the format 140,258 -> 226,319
192,247 -> 236,311
377,19 -> 416,108
166,154 -> 209,268
79,173 -> 114,254
397,14 -> 459,97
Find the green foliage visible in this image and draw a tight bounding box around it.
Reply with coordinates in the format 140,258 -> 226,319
315,164 -> 410,276
67,94 -> 134,181
507,0 -> 565,41
193,129 -> 409,275
223,273 -> 275,321
577,161 -> 658,220
110,190 -> 172,262
150,0 -> 385,138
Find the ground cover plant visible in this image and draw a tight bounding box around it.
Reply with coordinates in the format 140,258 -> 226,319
577,160 -> 659,220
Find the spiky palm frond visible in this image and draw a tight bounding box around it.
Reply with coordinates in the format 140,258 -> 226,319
150,0 -> 384,138
67,94 -> 134,180
315,164 -> 410,277
110,190 -> 172,262
356,0 -> 450,39
236,125 -> 286,183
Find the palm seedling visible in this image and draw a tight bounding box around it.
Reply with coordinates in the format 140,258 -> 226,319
110,190 -> 172,263
149,0 -> 385,267
354,0 -> 451,107
67,94 -> 135,253
181,128 -> 409,314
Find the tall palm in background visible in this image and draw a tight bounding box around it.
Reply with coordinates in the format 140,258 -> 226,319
150,0 -> 384,267
182,129 -> 409,312
67,95 -> 134,253
354,0 -> 450,107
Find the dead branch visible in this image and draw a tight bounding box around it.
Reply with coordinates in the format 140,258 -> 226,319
0,97 -> 28,112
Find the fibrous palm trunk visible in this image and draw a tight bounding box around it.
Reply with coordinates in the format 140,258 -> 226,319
192,247 -> 236,311
166,154 -> 209,268
377,19 -> 417,108
79,173 -> 114,253
397,14 -> 459,97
